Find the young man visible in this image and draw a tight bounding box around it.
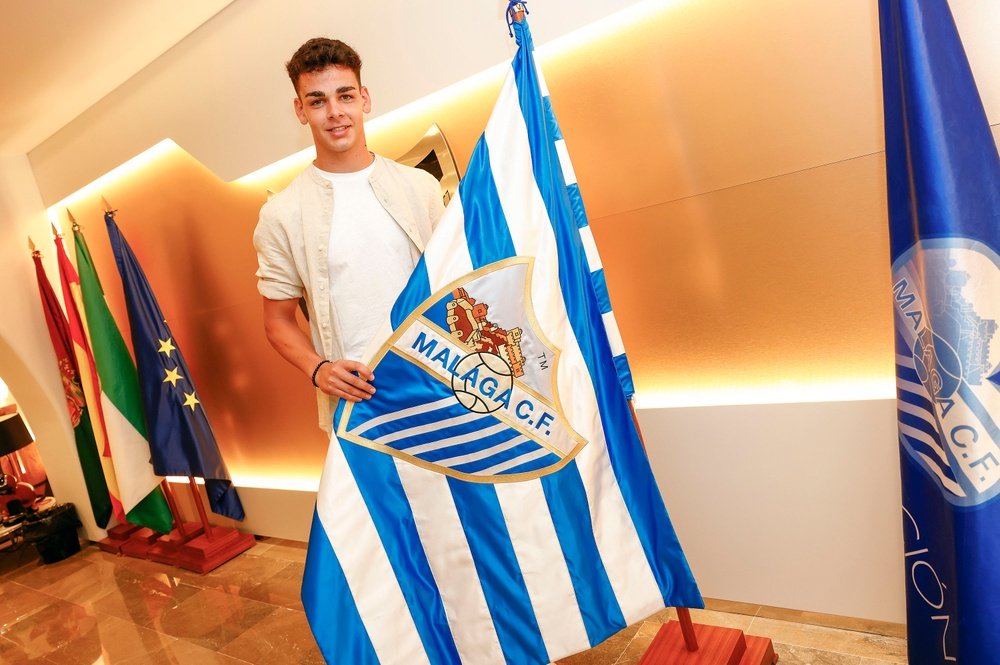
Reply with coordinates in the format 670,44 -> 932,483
254,38 -> 444,432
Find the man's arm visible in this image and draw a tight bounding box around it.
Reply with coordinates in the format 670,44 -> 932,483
261,297 -> 375,402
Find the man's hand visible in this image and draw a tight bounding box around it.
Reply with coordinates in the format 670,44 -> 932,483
315,359 -> 375,402
262,297 -> 376,401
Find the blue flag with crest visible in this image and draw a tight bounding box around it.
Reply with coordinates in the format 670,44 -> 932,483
301,13 -> 700,665
104,212 -> 245,521
880,0 -> 1000,662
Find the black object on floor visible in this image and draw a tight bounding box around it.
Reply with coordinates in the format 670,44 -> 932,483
23,503 -> 82,564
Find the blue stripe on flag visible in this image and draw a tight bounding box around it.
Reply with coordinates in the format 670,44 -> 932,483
460,138 -> 518,266
419,431 -> 529,464
348,353 -> 458,432
898,410 -> 944,441
895,364 -> 921,385
363,405 -> 473,442
591,269 -> 612,314
496,452 -> 562,475
567,186 -> 589,230
542,96 -> 563,141
450,439 -> 550,474
302,510 -> 380,665
392,258 -> 431,329
897,387 -> 934,413
447,479 -> 550,664
339,442 -> 463,664
512,23 -> 701,608
541,463 -> 627,646
378,417 -> 497,451
613,354 -> 636,398
893,329 -> 913,357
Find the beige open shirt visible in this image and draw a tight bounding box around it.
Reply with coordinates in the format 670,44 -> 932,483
253,154 -> 444,432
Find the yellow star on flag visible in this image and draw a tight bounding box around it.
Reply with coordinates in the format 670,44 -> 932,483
182,391 -> 200,410
157,338 -> 177,358
163,366 -> 184,387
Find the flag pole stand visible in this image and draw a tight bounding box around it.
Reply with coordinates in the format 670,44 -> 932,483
147,479 -> 204,565
97,522 -> 142,554
170,477 -> 255,574
628,402 -> 778,665
118,526 -> 166,559
98,512 -> 166,559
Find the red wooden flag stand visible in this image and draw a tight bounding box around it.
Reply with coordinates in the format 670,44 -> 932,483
167,477 -> 255,574
639,609 -> 777,665
146,480 -> 204,565
99,478 -> 253,573
97,522 -> 141,554
627,405 -> 777,664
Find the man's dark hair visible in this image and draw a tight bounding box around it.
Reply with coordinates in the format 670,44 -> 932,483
286,38 -> 362,92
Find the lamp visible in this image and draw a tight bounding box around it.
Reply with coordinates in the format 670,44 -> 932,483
0,412 -> 38,521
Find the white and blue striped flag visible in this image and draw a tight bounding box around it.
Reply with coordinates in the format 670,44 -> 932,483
302,14 -> 701,664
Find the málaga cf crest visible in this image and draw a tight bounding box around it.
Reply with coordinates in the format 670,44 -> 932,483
892,238 -> 1000,506
339,258 -> 586,483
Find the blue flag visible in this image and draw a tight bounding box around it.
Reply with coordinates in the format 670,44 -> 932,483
880,0 -> 1000,663
104,212 -> 245,521
301,16 -> 700,665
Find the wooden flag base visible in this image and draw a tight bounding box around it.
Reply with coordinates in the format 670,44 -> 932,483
172,525 -> 255,574
118,527 -> 164,559
97,522 -> 141,554
147,521 -> 205,565
640,621 -> 777,665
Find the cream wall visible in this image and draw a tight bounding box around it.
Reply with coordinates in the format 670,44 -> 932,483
640,400 -> 904,622
2,0 -> 1000,627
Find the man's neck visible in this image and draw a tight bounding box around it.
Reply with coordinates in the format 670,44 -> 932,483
314,150 -> 374,174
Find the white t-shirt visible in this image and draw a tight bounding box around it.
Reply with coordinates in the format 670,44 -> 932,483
315,163 -> 419,362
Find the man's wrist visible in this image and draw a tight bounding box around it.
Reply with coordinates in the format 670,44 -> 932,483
311,360 -> 331,387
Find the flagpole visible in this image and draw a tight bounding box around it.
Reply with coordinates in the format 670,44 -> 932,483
188,477 -> 216,541
159,479 -> 191,537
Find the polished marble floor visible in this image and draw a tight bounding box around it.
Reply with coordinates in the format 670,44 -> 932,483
0,538 -> 907,664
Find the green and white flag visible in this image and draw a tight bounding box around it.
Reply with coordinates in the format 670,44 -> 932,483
74,225 -> 173,533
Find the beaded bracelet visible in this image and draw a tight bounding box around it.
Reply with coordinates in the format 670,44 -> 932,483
311,360 -> 331,387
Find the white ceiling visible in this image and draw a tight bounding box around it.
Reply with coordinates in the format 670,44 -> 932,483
0,0 -> 235,154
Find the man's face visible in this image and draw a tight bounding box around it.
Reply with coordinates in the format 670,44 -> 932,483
294,65 -> 371,170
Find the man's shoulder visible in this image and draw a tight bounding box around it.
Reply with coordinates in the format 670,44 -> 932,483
259,166 -> 319,220
373,154 -> 439,190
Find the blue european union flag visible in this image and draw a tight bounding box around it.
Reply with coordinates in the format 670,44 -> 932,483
105,212 -> 245,521
880,0 -> 1000,662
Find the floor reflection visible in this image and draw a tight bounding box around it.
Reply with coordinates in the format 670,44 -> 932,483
0,540 -> 906,664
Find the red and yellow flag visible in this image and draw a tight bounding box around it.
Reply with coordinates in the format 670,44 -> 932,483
33,248 -> 113,527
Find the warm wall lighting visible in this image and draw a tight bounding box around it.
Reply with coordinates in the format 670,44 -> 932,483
234,145 -> 315,189
45,139 -> 180,219
228,474 -> 319,493
634,376 -> 897,410
536,0 -> 694,61
166,474 -> 319,492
